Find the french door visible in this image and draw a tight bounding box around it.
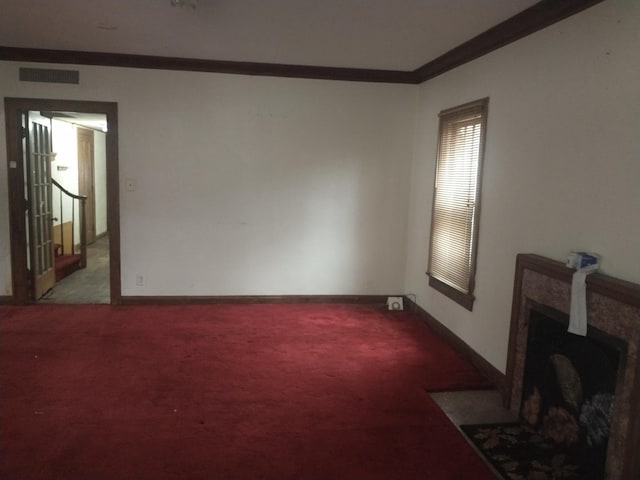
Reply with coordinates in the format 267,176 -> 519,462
23,112 -> 56,298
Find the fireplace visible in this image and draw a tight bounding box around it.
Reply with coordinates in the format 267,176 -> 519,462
505,254 -> 640,480
520,305 -> 623,477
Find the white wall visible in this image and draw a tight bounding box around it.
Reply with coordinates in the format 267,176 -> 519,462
1,0 -> 637,378
405,0 -> 640,372
50,118 -> 79,234
49,119 -> 109,243
0,65 -> 416,296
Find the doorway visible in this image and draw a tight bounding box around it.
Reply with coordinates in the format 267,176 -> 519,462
5,98 -> 121,304
77,126 -> 97,245
40,113 -> 108,303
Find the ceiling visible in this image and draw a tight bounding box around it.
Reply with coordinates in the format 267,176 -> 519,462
45,112 -> 109,133
0,0 -> 543,71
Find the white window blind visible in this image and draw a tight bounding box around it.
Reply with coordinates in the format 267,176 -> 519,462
428,99 -> 487,307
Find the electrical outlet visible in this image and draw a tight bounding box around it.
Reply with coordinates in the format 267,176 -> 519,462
135,274 -> 144,286
125,178 -> 137,192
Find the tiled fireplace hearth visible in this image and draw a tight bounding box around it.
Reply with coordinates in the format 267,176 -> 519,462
505,254 -> 640,480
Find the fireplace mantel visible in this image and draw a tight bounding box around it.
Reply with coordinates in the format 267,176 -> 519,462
505,254 -> 640,480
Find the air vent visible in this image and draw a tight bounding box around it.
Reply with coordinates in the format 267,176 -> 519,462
386,297 -> 404,311
19,67 -> 79,84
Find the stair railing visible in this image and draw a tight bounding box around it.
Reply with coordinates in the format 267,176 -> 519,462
52,179 -> 88,268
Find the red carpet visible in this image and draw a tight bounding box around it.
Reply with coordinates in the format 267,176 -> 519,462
54,254 -> 82,282
0,304 -> 494,480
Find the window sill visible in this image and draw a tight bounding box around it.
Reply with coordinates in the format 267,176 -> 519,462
427,274 -> 475,311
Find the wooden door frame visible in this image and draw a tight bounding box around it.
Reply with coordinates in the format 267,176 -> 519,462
26,113 -> 56,299
5,98 -> 121,304
77,127 -> 97,244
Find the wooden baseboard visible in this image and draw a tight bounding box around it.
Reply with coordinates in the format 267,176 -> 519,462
1,291 -> 503,395
0,295 -> 15,305
403,296 -> 506,394
120,294 -> 391,305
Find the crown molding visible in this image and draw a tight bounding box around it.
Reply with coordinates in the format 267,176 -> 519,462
415,0 -> 605,82
0,0 -> 605,85
0,47 -> 419,84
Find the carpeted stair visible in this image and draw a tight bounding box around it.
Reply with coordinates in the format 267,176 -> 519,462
54,253 -> 82,281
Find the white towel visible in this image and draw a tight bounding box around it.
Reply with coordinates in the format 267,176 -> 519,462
568,265 -> 598,336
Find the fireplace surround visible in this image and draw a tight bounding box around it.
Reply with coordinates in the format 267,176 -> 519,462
505,254 -> 640,480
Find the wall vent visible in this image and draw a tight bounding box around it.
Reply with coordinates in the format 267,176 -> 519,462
19,67 -> 79,84
386,296 -> 404,311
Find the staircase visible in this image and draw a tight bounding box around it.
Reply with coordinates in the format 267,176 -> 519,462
54,248 -> 82,281
52,179 -> 87,282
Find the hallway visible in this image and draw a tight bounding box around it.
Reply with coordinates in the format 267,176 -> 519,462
40,235 -> 110,304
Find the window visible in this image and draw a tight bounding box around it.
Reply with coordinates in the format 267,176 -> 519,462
427,98 -> 488,311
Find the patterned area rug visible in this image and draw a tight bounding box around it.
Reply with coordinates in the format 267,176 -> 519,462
460,422 -> 606,480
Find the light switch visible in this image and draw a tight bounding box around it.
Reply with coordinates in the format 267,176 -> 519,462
125,178 -> 137,192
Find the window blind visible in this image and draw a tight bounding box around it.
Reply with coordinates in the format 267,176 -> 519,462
428,99 -> 487,300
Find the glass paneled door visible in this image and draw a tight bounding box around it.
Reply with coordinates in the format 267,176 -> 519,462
23,111 -> 56,299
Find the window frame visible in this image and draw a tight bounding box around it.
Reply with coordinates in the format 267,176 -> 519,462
426,98 -> 488,311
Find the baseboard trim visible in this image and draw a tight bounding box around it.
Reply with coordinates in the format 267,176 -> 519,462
1,292 -> 503,392
403,296 -> 506,394
0,295 -> 15,305
120,295 -> 391,305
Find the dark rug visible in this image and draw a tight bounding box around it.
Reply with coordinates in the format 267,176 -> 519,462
461,422 -> 606,480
